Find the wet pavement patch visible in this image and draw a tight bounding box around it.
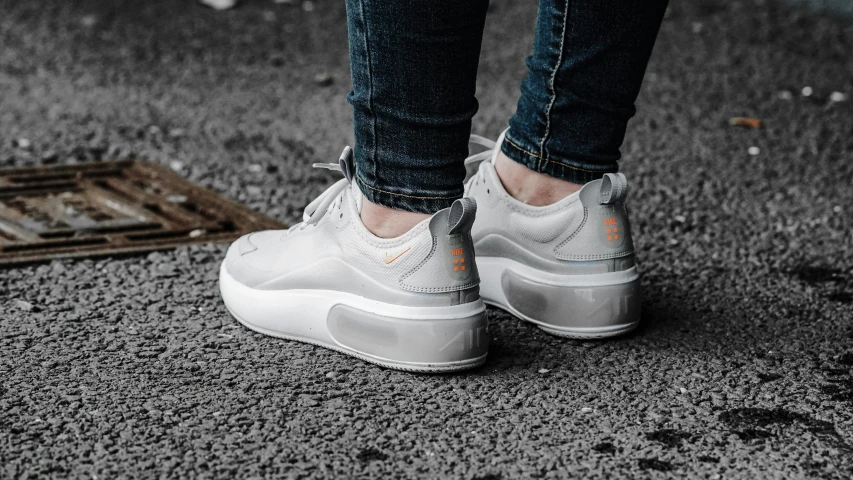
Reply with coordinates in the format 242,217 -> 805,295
472,474 -> 502,480
820,356 -> 853,405
732,429 -> 774,442
757,372 -> 783,383
720,407 -> 827,429
719,407 -> 841,444
821,381 -> 853,403
592,442 -> 616,455
355,448 -> 388,463
646,429 -> 692,448
826,291 -> 853,304
787,264 -> 852,304
0,160 -> 284,265
637,458 -> 672,472
789,265 -> 846,284
787,264 -> 853,303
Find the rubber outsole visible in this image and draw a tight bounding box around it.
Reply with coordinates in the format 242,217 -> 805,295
482,299 -> 638,339
535,320 -> 639,339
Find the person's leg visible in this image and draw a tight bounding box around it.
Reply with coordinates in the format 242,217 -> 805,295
220,0 -> 492,372
462,1 -> 668,337
498,0 -> 668,205
346,0 -> 489,236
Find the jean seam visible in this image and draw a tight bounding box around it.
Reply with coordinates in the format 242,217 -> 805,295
505,135 -> 608,174
357,0 -> 378,183
356,174 -> 459,200
538,0 -> 573,170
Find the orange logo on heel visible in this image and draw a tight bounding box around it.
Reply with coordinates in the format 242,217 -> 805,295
604,218 -> 620,241
451,247 -> 466,272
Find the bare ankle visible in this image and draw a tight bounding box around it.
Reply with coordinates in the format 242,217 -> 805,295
361,200 -> 431,238
494,151 -> 582,206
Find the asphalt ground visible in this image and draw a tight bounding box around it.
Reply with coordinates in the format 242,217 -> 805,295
1,0 -> 852,478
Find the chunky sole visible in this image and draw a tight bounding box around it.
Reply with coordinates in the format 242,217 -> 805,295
477,257 -> 641,339
219,264 -> 489,373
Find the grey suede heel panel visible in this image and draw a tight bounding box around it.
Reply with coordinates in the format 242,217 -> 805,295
554,179 -> 635,261
400,200 -> 481,293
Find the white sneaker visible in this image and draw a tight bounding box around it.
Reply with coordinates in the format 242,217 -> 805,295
220,147 -> 488,372
463,131 -> 641,338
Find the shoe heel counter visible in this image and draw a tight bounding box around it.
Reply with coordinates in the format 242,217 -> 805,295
555,173 -> 635,262
400,198 -> 480,294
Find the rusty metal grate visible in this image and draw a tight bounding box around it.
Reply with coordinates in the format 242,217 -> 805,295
0,160 -> 285,266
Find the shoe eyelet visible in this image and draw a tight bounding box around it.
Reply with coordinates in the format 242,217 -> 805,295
340,213 -> 343,218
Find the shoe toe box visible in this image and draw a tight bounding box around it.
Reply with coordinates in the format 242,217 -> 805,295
222,230 -> 283,286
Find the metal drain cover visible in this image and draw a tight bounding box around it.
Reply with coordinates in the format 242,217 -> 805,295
0,160 -> 285,265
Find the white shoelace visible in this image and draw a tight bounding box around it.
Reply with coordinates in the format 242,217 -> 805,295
298,177 -> 350,227
463,134 -> 497,195
285,148 -> 354,232
465,134 -> 497,167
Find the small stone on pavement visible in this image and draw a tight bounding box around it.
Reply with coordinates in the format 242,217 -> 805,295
14,300 -> 34,311
314,72 -> 333,86
200,0 -> 237,10
829,91 -> 847,102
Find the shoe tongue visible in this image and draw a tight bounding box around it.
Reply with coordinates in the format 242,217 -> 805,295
491,129 -> 508,164
337,147 -> 363,212
351,181 -> 364,213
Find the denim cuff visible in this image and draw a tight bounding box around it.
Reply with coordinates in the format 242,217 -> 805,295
501,132 -> 618,185
355,174 -> 461,214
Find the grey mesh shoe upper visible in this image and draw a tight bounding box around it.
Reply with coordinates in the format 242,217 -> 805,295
223,148 -> 481,307
464,131 -> 636,275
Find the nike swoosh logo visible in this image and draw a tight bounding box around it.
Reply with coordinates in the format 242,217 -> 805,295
383,247 -> 411,265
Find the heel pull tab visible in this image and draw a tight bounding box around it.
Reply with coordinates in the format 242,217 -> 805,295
448,198 -> 477,234
599,173 -> 628,205
400,198 -> 480,292
338,146 -> 354,183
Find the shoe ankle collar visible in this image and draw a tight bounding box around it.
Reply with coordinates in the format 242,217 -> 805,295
491,128 -> 509,165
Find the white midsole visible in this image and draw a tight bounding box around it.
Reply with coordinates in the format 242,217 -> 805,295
219,263 -> 486,344
477,256 -> 639,287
